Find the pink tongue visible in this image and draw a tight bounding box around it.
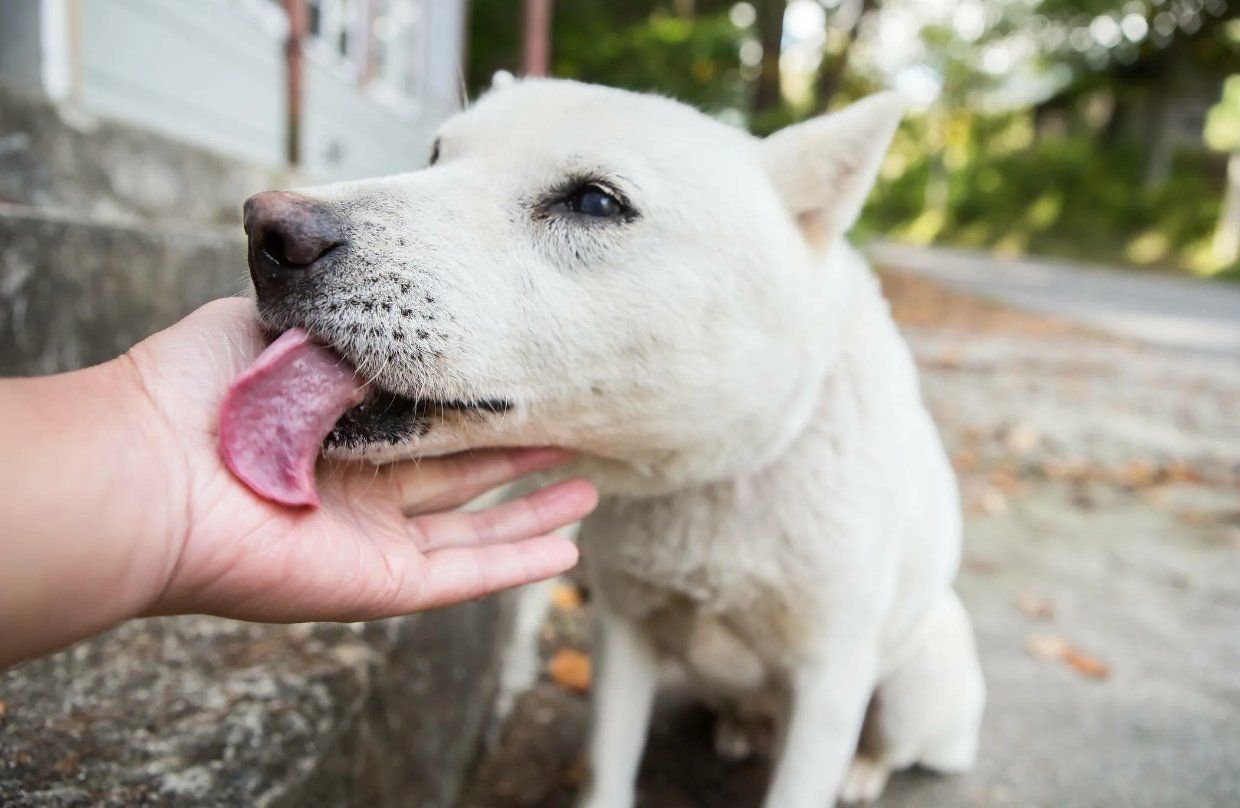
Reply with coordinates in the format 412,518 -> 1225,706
219,328 -> 367,507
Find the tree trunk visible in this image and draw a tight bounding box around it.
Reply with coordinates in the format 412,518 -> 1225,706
1214,152 -> 1240,267
814,0 -> 877,113
753,0 -> 786,116
1142,104 -> 1175,188
924,105 -> 950,215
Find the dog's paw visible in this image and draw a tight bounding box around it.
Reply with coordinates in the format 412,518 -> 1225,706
838,756 -> 890,805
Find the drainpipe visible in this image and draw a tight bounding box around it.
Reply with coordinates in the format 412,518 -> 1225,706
284,0 -> 307,166
521,0 -> 552,77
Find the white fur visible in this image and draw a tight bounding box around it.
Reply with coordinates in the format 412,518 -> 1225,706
266,79 -> 985,806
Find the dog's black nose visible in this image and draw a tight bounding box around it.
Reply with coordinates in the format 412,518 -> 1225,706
243,191 -> 343,295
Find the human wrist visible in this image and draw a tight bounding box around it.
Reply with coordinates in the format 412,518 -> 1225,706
95,351 -> 196,617
0,357 -> 188,665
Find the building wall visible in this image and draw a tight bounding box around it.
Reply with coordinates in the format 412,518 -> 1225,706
299,0 -> 465,182
302,54 -> 436,182
0,0 -> 465,183
76,0 -> 289,166
0,0 -> 44,91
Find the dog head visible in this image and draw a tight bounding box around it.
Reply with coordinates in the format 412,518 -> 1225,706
245,80 -> 903,492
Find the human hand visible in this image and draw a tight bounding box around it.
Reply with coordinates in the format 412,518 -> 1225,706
117,297 -> 596,622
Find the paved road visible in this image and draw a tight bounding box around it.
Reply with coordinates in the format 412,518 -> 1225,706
869,243 -> 1240,357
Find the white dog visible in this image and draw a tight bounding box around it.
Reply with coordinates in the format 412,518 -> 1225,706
240,79 -> 984,807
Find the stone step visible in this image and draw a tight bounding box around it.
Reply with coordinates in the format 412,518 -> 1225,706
0,202 -> 246,375
0,80 -> 292,229
0,603 -> 514,807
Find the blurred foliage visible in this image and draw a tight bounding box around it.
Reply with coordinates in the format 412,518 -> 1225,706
468,0 -> 748,113
467,0 -> 1240,276
859,111 -> 1236,275
552,11 -> 748,110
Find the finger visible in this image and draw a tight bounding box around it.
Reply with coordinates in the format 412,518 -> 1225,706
412,478 -> 597,552
409,533 -> 580,610
380,447 -> 575,515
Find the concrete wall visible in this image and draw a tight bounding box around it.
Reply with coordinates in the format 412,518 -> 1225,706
75,0 -> 290,166
0,81 -> 287,226
0,0 -> 44,91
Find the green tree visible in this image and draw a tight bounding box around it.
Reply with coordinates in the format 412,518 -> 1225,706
468,0 -> 748,113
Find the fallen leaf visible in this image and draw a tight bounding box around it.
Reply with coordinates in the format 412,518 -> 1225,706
952,449 -> 980,474
1121,460 -> 1158,488
548,649 -> 592,693
551,583 -> 583,612
1162,461 -> 1203,485
1026,633 -> 1110,680
0,699 -> 6,724
1062,647 -> 1111,679
1016,595 -> 1055,620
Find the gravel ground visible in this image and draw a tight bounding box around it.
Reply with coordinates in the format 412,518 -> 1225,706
459,271 -> 1240,808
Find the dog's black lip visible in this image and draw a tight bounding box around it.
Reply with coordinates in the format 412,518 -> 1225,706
325,389 -> 514,451
348,388 -> 514,417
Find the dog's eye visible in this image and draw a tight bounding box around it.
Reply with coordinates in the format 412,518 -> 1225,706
566,185 -> 623,218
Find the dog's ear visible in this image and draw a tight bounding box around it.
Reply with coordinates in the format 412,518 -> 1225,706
761,92 -> 905,248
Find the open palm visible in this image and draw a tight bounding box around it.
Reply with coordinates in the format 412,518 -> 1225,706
125,297 -> 595,622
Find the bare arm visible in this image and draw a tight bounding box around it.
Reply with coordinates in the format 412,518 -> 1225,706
0,298 -> 595,669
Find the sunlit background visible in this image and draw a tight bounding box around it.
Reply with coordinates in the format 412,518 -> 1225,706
472,0 -> 1240,278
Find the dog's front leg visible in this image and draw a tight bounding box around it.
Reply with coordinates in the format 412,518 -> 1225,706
578,609 -> 660,808
763,649 -> 877,808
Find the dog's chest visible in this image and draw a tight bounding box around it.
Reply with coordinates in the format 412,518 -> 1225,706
582,459 -> 862,672
581,330 -> 918,677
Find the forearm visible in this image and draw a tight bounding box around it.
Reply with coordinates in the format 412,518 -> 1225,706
0,359 -> 179,668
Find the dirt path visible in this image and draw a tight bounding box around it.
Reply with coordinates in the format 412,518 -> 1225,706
870,242 -> 1240,357
460,270 -> 1240,808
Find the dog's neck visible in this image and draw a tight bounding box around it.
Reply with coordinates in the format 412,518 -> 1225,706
580,240 -> 894,497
